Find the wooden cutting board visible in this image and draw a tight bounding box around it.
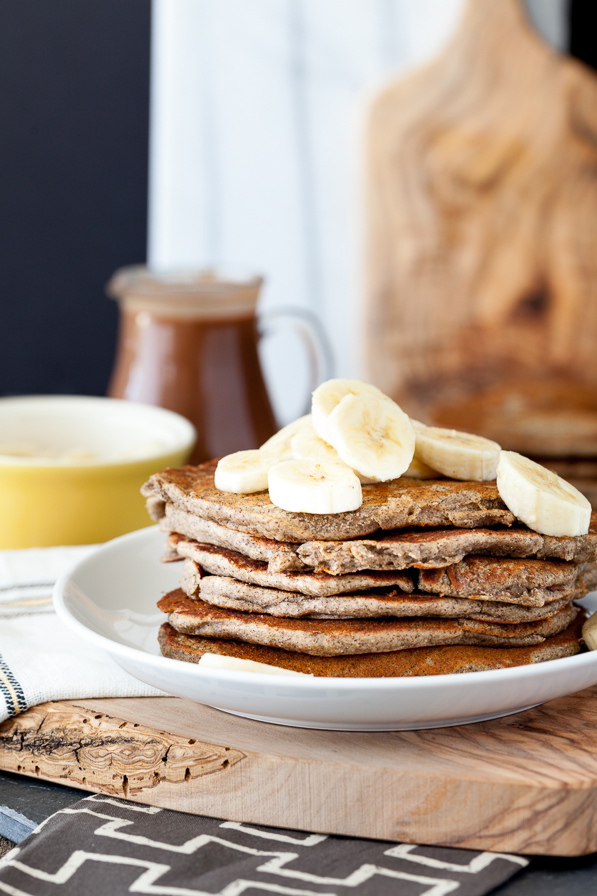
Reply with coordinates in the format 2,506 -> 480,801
2,688 -> 597,856
363,0 -> 597,460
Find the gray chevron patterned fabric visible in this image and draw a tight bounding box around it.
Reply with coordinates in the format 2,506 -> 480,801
0,794 -> 527,895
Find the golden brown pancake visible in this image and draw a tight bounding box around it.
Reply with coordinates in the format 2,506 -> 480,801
173,540 -> 588,606
163,515 -> 597,575
142,460 -> 517,542
295,523 -> 597,574
162,509 -> 307,571
158,612 -> 585,677
181,567 -> 573,623
158,590 -> 578,656
418,555 -> 597,606
174,541 -> 414,596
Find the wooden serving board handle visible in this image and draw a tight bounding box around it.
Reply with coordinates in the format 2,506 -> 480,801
364,0 -> 597,457
3,690 -> 597,856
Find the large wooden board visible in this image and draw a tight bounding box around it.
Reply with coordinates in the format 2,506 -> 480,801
2,688 -> 597,856
364,0 -> 597,461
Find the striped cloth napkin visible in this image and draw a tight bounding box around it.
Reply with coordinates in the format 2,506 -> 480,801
0,794 -> 529,896
0,545 -> 164,722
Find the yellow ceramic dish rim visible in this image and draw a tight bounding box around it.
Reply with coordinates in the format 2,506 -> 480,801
0,395 -> 196,548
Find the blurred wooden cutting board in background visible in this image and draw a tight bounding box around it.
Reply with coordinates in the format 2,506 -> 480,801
364,0 -> 597,501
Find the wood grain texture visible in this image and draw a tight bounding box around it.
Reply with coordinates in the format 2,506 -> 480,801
364,0 -> 597,458
0,701 -> 244,799
2,689 -> 597,855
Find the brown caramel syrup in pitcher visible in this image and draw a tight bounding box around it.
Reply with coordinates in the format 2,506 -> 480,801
106,267 -> 278,464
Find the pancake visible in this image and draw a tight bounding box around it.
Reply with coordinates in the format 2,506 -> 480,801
142,460 -> 517,542
173,540 -> 588,606
183,568 -> 573,623
158,590 -> 578,656
418,555 -> 597,606
162,508 -> 306,572
174,541 -> 415,597
164,516 -> 597,576
295,522 -> 597,574
158,613 -> 585,676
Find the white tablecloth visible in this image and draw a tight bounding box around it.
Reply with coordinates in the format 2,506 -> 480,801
0,545 -> 164,723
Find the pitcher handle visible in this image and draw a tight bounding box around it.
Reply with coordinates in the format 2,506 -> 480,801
258,307 -> 335,415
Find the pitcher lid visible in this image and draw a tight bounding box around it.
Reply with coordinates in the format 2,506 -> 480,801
106,265 -> 263,317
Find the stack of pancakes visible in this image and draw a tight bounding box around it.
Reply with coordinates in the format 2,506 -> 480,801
142,461 -> 597,677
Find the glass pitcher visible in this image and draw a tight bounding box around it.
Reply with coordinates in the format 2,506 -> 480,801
106,266 -> 328,465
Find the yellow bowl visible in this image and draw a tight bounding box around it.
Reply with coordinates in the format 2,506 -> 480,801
0,395 -> 196,548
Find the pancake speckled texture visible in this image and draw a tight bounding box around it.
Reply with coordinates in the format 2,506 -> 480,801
174,540 -> 414,597
180,565 -> 573,623
143,460 -> 517,541
158,590 -> 578,656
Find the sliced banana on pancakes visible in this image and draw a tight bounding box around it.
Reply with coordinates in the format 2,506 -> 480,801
291,416 -> 376,484
268,459 -> 362,514
214,378 -> 592,539
214,450 -> 271,494
403,454 -> 442,479
311,378 -> 391,443
290,417 -> 342,466
260,414 -> 312,462
496,450 -> 591,537
415,424 -> 501,481
326,393 -> 415,482
215,416 -> 312,494
582,613 -> 597,651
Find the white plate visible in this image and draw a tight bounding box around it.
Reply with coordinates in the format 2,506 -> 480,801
53,526 -> 597,731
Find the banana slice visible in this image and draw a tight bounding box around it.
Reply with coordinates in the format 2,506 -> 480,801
260,414 -> 312,462
214,450 -> 270,494
311,378 -> 390,442
198,653 -> 308,675
496,450 -> 591,537
290,417 -> 341,465
290,418 -> 376,484
403,455 -> 442,479
268,459 -> 362,514
399,419 -> 442,478
325,394 -> 415,482
415,425 -> 501,481
582,613 -> 597,651
215,416 -> 315,494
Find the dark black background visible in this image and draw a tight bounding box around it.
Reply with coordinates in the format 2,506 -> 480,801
0,0 -> 150,397
0,1 -> 594,399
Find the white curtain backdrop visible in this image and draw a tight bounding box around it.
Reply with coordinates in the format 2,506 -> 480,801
148,0 -> 567,424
